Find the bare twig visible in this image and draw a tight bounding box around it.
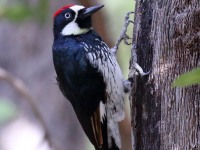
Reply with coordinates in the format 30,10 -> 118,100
0,67 -> 54,150
110,12 -> 134,55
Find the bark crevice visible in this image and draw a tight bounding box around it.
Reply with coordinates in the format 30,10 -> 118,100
130,0 -> 200,150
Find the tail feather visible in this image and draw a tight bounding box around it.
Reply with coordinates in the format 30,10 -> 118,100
72,102 -> 122,150
95,138 -> 120,150
94,118 -> 121,150
108,138 -> 120,150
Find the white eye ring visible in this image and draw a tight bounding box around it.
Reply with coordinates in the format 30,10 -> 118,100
65,13 -> 71,19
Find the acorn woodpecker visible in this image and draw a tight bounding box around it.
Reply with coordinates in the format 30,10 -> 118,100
52,4 -> 126,150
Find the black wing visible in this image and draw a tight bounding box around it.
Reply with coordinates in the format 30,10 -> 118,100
53,30 -> 122,149
53,43 -> 109,149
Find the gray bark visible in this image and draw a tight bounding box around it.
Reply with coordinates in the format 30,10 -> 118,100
130,0 -> 200,150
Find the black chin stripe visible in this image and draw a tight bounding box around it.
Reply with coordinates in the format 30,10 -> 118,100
76,16 -> 92,29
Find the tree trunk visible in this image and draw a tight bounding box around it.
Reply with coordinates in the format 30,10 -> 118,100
130,0 -> 200,150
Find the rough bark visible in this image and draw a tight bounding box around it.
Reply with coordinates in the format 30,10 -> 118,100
130,0 -> 200,150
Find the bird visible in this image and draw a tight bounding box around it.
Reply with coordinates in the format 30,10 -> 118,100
52,4 -> 126,150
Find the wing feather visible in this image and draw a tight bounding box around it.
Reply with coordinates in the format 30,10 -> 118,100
82,37 -> 125,148
53,31 -> 123,149
91,106 -> 103,148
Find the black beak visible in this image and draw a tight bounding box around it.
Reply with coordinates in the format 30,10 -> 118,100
80,5 -> 104,19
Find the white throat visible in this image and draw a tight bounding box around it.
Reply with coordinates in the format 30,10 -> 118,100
61,22 -> 91,36
61,5 -> 91,36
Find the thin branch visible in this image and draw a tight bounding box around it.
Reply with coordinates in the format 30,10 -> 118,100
0,67 -> 55,150
110,12 -> 134,55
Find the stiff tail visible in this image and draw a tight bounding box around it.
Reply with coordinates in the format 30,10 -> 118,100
108,138 -> 120,150
96,137 -> 120,150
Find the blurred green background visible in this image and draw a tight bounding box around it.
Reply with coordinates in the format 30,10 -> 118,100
0,0 -> 134,150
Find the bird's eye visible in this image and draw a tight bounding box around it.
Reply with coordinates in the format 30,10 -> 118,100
65,13 -> 71,19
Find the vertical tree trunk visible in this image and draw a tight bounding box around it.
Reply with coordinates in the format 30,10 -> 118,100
130,0 -> 200,150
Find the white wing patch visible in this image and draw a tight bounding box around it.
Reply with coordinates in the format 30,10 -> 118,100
100,101 -> 106,123
83,39 -> 125,148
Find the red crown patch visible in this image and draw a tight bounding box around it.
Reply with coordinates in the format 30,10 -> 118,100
54,4 -> 75,18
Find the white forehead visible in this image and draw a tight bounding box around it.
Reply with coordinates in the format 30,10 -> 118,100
70,5 -> 85,13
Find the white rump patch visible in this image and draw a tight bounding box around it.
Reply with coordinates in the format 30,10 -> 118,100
108,121 -> 121,148
61,5 -> 91,36
100,101 -> 106,123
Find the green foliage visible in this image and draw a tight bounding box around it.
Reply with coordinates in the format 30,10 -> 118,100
0,99 -> 16,123
0,0 -> 49,23
33,0 -> 49,24
173,67 -> 200,87
1,4 -> 32,21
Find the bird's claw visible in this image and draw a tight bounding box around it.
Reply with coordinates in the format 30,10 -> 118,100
123,34 -> 132,45
124,63 -> 150,92
111,11 -> 134,55
135,63 -> 150,77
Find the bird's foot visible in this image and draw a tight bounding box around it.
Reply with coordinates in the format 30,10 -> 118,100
110,12 -> 134,55
134,63 -> 150,77
123,63 -> 150,93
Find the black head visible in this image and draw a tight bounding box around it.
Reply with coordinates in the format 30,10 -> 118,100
53,4 -> 104,38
